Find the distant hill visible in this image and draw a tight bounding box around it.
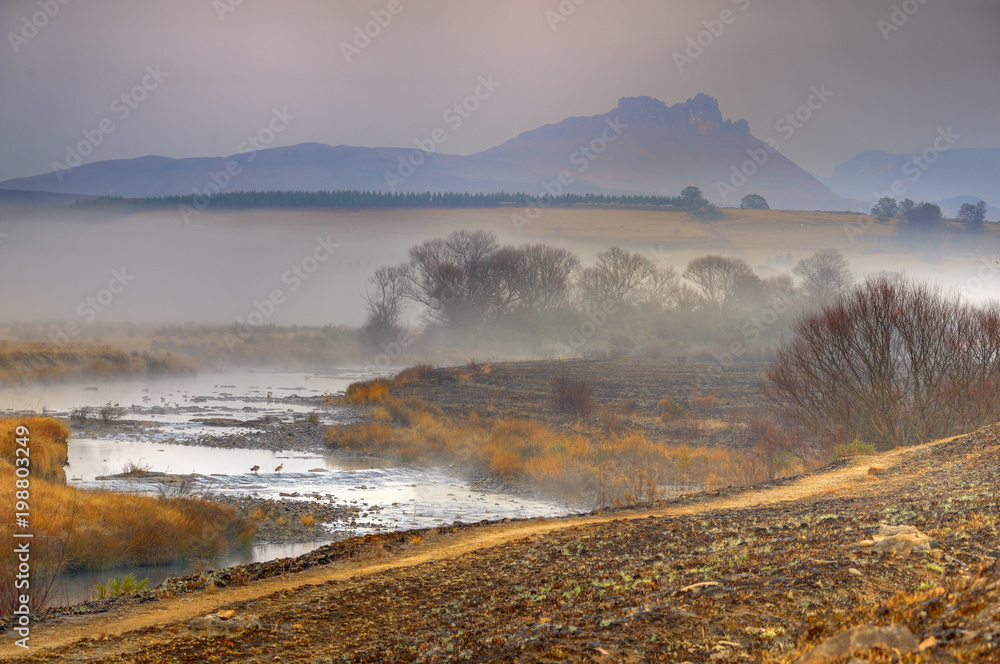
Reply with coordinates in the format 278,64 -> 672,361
0,95 -> 854,211
934,195 -> 1000,221
825,147 -> 1000,208
0,145 -> 550,200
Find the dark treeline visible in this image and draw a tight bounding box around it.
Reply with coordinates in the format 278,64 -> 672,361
72,190 -> 689,211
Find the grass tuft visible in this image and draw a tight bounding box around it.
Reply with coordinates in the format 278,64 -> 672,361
94,572 -> 148,599
833,437 -> 877,460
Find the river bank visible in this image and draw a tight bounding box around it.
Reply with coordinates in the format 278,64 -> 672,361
4,424 -> 999,662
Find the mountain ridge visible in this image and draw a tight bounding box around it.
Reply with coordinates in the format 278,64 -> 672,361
824,146 -> 1000,207
2,94 -> 855,211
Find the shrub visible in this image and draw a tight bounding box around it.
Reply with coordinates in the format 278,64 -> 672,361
70,406 -> 92,421
729,415 -> 807,483
658,398 -> 686,423
550,376 -> 594,417
766,274 -> 1000,451
466,360 -> 491,375
599,408 -> 626,435
98,404 -> 122,424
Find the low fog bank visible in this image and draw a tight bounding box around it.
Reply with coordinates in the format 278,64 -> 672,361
1,208 -> 999,361
0,210 -> 390,327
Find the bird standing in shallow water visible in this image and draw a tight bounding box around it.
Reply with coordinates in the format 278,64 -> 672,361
250,465 -> 260,474
274,463 -> 284,473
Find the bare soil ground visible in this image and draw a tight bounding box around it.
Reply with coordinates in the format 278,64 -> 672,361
391,358 -> 767,451
2,425 -> 998,663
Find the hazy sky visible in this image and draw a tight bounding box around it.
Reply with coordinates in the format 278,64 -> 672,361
2,0 -> 999,183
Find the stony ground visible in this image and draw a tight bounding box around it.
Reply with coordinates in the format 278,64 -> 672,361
68,404 -> 352,454
2,423 -> 998,662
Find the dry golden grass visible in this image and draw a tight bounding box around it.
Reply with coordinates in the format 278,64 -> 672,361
0,473 -> 253,568
326,378 -> 786,505
343,379 -> 390,405
0,417 -> 70,483
0,418 -> 254,609
0,342 -> 198,385
325,422 -> 399,450
0,324 -> 361,375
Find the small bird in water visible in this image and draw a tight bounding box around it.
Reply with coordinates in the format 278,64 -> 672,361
274,463 -> 284,473
250,465 -> 260,474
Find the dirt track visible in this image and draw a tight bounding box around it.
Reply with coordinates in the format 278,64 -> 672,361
0,436 -> 952,661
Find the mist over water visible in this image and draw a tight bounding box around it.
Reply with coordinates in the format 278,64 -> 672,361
0,211 -> 384,326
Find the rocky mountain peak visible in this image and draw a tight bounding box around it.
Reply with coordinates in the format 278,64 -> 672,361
614,94 -> 747,136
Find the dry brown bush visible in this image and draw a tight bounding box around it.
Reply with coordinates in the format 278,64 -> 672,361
550,375 -> 594,417
765,274 -> 1000,452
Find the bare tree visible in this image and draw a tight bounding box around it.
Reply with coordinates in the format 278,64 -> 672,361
765,274 -> 1000,453
761,273 -> 797,306
514,244 -> 580,311
682,255 -> 755,307
360,265 -> 408,344
403,230 -> 501,327
940,300 -> 1000,432
792,248 -> 853,307
487,245 -> 528,319
672,283 -> 705,312
388,233 -> 584,327
578,246 -> 676,307
642,262 -> 681,309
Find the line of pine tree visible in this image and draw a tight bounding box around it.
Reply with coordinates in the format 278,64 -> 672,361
73,190 -> 688,211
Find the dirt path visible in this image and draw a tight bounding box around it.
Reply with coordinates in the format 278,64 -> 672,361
0,437 -> 951,660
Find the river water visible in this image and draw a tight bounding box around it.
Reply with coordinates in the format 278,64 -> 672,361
0,368 -> 575,606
